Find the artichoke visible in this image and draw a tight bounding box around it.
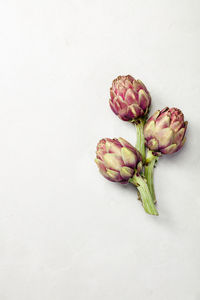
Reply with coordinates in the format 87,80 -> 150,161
109,75 -> 151,121
109,75 -> 152,162
144,107 -> 188,203
95,138 -> 158,215
95,137 -> 142,184
144,107 -> 188,155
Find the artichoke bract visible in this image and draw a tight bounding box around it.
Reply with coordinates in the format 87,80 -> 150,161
144,107 -> 188,204
109,75 -> 152,162
95,138 -> 158,216
109,75 -> 151,121
144,107 -> 188,155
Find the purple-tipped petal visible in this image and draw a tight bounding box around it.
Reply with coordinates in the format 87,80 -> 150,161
120,166 -> 134,180
138,89 -> 149,110
156,114 -> 170,129
106,169 -> 122,181
149,110 -> 161,122
118,137 -> 135,151
155,127 -> 173,149
160,144 -> 177,154
136,80 -> 149,94
174,128 -> 185,145
103,153 -> 123,171
105,140 -> 121,156
144,120 -> 156,140
95,158 -> 108,177
125,88 -> 137,105
109,99 -> 118,115
147,138 -> 159,151
121,147 -> 137,168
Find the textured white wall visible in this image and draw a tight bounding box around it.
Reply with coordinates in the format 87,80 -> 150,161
0,0 -> 199,299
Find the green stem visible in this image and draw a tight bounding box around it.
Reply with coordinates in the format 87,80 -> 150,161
144,150 -> 159,204
135,118 -> 146,163
130,173 -> 159,216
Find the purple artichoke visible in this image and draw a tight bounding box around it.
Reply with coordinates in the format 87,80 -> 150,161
109,75 -> 151,121
95,138 -> 142,184
144,107 -> 188,155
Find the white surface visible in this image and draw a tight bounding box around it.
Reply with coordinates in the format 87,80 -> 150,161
0,0 -> 200,299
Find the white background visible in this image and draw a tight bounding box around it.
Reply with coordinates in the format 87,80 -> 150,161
0,0 -> 200,299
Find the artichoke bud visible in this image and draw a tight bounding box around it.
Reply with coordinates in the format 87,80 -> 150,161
95,138 -> 142,184
109,75 -> 151,121
144,107 -> 187,155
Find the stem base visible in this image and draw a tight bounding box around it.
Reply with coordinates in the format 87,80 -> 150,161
130,173 -> 158,216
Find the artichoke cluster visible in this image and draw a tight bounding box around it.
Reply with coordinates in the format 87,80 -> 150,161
95,75 -> 188,216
